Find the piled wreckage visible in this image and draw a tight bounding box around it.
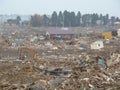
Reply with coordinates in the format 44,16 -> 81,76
0,26 -> 120,90
0,40 -> 120,90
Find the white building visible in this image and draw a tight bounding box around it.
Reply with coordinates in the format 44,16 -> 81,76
91,41 -> 104,50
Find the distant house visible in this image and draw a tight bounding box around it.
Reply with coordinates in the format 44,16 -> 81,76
91,41 -> 104,50
46,28 -> 75,40
114,22 -> 120,25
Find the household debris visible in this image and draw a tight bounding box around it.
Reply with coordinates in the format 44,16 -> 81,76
0,26 -> 120,90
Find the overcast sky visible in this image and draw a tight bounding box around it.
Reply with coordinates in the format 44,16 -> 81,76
0,0 -> 120,17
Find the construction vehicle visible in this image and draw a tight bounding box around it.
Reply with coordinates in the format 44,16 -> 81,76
18,47 -> 37,60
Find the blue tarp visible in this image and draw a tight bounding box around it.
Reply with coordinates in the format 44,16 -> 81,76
98,59 -> 106,68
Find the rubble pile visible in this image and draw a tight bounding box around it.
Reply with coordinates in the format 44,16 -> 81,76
0,26 -> 120,90
0,52 -> 120,90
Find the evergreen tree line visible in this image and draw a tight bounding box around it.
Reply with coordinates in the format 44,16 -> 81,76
30,10 -> 120,27
7,16 -> 21,25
